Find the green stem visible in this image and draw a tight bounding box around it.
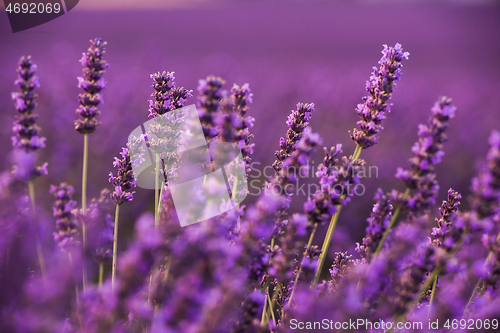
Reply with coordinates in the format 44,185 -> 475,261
155,154 -> 160,228
312,145 -> 363,287
428,274 -> 438,316
82,133 -> 89,292
267,291 -> 277,328
463,250 -> 494,315
82,133 -> 88,246
111,204 -> 120,290
260,288 -> 269,326
28,180 -> 46,282
98,262 -> 104,289
374,187 -> 411,255
288,224 -> 317,306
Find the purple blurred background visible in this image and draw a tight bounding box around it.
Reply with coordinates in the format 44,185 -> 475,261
1,1 -> 499,255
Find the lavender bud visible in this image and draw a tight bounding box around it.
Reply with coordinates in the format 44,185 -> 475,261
50,182 -> 79,251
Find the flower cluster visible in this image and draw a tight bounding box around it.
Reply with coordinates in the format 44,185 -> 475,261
432,188 -> 463,251
11,56 -> 46,152
356,189 -> 394,261
350,43 -> 409,149
75,38 -> 109,134
273,103 -> 314,173
50,182 -> 79,250
395,96 -> 457,213
198,75 -> 226,141
109,147 -> 138,205
148,71 -> 192,118
220,83 -> 255,175
471,130 -> 500,220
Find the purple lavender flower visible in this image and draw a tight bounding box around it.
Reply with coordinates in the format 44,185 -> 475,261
11,56 -> 46,152
148,71 -> 193,118
109,147 -> 137,205
432,189 -> 463,251
50,183 -> 79,251
356,189 -> 394,261
303,144 -> 343,225
273,103 -> 314,173
198,75 -> 226,141
220,83 -> 255,175
87,189 -> 114,264
470,130 -> 500,220
74,38 -> 109,134
319,252 -> 355,294
350,43 -> 409,149
394,96 -> 457,214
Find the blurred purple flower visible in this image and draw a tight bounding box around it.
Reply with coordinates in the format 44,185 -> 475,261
198,75 -> 226,141
50,183 -> 79,251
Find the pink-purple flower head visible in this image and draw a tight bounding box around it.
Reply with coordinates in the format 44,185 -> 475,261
11,56 -> 46,153
50,182 -> 79,251
471,130 -> 500,220
273,103 -> 315,173
351,43 -> 409,149
198,75 -> 226,141
148,71 -> 192,118
109,147 -> 137,205
75,38 -> 109,134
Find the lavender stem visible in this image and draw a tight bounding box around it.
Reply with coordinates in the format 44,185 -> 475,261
111,203 -> 120,290
312,144 -> 362,286
28,180 -> 47,281
81,133 -> 88,291
98,262 -> 103,289
374,187 -> 411,255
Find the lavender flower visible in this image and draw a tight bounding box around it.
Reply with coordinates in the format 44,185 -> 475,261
432,189 -> 463,251
50,183 -> 79,251
220,83 -> 255,175
303,144 -> 343,225
273,103 -> 314,173
74,38 -> 109,134
470,130 -> 500,220
395,96 -> 457,214
148,71 -> 192,118
198,75 -> 226,141
350,43 -> 409,149
11,56 -> 46,152
109,147 -> 137,205
87,189 -> 114,264
356,189 -> 394,262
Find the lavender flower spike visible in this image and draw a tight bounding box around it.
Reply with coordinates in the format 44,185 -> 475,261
198,75 -> 226,141
395,96 -> 457,214
273,103 -> 314,173
11,56 -> 46,152
50,183 -> 79,251
471,130 -> 500,219
109,146 -> 139,205
148,71 -> 193,118
350,43 -> 409,149
75,38 -> 109,134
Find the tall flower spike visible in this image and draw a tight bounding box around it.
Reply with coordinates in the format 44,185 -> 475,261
50,183 -> 79,251
273,103 -> 314,173
11,56 -> 46,152
198,75 -> 226,141
148,71 -> 192,118
350,44 -> 409,149
395,96 -> 457,214
109,146 -> 139,205
220,83 -> 255,175
432,189 -> 463,251
470,130 -> 500,220
74,38 -> 109,134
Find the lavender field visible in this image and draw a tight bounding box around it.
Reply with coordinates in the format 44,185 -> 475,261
1,1 -> 500,332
